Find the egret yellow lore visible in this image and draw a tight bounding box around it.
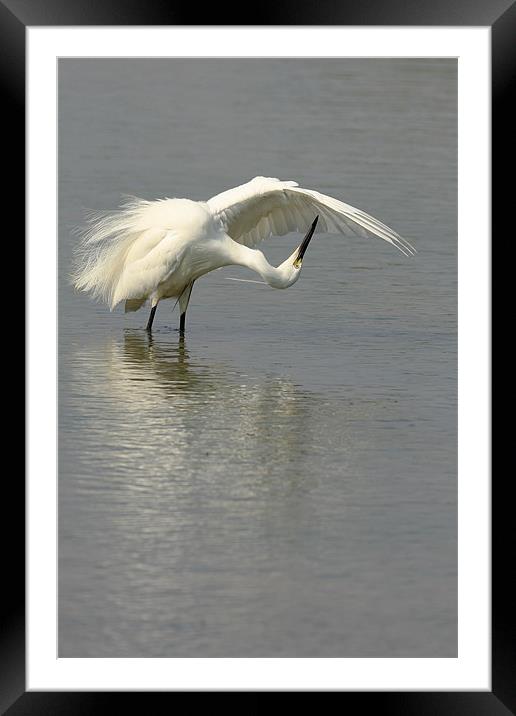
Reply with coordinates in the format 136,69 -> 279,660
73,176 -> 415,333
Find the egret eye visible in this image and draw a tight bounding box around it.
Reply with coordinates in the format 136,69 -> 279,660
293,257 -> 302,269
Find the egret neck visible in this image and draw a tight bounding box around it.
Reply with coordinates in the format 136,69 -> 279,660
223,216 -> 318,289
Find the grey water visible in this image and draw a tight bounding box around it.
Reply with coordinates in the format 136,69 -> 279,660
58,58 -> 457,657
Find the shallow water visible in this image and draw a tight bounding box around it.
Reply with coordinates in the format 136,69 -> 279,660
58,58 -> 457,657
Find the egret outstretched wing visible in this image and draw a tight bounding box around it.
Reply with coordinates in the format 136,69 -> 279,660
207,176 -> 415,256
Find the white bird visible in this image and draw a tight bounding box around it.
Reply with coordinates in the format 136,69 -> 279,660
73,176 -> 415,333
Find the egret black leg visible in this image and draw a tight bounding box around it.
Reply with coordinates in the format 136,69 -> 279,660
178,280 -> 195,335
146,305 -> 157,332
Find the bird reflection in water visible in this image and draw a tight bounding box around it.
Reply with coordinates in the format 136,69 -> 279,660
61,330 -> 360,659
94,330 -> 319,496
61,331 -> 362,660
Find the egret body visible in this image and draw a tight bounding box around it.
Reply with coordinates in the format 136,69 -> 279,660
73,176 -> 415,332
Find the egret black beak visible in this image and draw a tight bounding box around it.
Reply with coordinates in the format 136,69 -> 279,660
293,216 -> 319,268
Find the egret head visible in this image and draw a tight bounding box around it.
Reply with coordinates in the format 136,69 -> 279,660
275,215 -> 319,288
293,215 -> 318,269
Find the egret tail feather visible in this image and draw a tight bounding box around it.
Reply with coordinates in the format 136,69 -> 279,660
125,298 -> 147,313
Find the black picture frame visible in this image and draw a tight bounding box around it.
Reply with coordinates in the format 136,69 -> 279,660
9,1 -> 502,712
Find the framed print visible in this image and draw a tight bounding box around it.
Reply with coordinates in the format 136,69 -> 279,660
9,0 -> 504,711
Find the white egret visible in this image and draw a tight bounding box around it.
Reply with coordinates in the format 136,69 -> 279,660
73,176 -> 415,332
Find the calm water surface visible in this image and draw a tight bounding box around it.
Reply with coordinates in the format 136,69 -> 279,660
58,59 -> 457,657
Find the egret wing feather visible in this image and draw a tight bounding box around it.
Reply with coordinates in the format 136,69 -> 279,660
208,176 -> 415,255
111,233 -> 185,308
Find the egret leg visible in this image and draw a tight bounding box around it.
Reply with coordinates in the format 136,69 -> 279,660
178,281 -> 195,335
146,304 -> 157,332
